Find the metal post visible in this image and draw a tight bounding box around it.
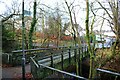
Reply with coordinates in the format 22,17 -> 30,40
50,53 -> 54,74
22,0 -> 26,79
74,48 -> 77,62
85,46 -> 86,57
81,47 -> 83,58
78,57 -> 80,76
68,49 -> 71,65
61,51 -> 64,70
50,53 -> 53,68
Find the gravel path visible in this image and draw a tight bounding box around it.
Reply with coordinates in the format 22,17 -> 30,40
2,64 -> 30,79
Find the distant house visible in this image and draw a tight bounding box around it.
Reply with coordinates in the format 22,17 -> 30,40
95,35 -> 105,42
24,10 -> 32,16
15,10 -> 32,30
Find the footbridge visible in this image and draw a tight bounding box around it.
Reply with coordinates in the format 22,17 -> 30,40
12,46 -> 120,79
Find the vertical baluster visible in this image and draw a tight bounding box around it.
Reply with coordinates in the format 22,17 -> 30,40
35,64 -> 38,78
68,49 -> 71,65
37,64 -> 41,78
50,52 -> 54,74
74,48 -> 77,62
50,53 -> 53,68
61,51 -> 64,70
30,58 -> 33,77
78,47 -> 80,75
85,46 -> 86,57
81,47 -> 83,59
35,58 -> 38,78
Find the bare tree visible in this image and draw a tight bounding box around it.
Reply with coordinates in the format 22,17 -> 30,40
65,0 -> 77,46
97,0 -> 120,49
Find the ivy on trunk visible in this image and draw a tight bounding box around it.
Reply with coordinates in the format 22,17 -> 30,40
29,0 -> 37,49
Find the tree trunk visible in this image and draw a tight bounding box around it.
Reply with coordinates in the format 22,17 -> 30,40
65,0 -> 77,47
85,0 -> 95,79
29,0 -> 37,49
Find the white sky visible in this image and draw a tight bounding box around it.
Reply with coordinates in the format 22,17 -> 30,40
0,0 -> 116,36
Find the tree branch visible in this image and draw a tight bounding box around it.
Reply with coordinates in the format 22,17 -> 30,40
1,13 -> 20,22
97,15 -> 116,34
97,1 -> 113,19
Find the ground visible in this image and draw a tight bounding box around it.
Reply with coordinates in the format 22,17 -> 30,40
95,48 -> 120,73
2,64 -> 32,79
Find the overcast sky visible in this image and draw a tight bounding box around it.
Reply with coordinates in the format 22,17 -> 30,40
0,0 -> 116,36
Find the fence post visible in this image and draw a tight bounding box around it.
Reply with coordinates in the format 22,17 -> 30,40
34,64 -> 37,78
78,47 -> 80,76
74,48 -> 77,62
50,53 -> 54,68
81,47 -> 83,59
30,58 -> 33,76
9,54 -> 13,64
30,57 -> 39,78
61,51 -> 64,70
85,46 -> 86,57
68,49 -> 71,65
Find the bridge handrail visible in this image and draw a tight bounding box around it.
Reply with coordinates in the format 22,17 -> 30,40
11,46 -> 88,65
11,47 -> 71,57
30,57 -> 87,80
30,57 -> 39,68
39,63 -> 87,80
97,68 -> 120,76
12,48 -> 52,53
12,46 -> 82,53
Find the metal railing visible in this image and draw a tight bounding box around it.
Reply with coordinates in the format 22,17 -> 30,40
97,68 -> 120,79
30,57 -> 88,80
30,57 -> 39,78
30,57 -> 120,79
11,46 -> 89,65
29,46 -> 120,80
11,46 -> 72,65
97,68 -> 120,76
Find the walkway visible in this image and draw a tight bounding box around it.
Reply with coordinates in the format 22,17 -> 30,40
2,64 -> 30,79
